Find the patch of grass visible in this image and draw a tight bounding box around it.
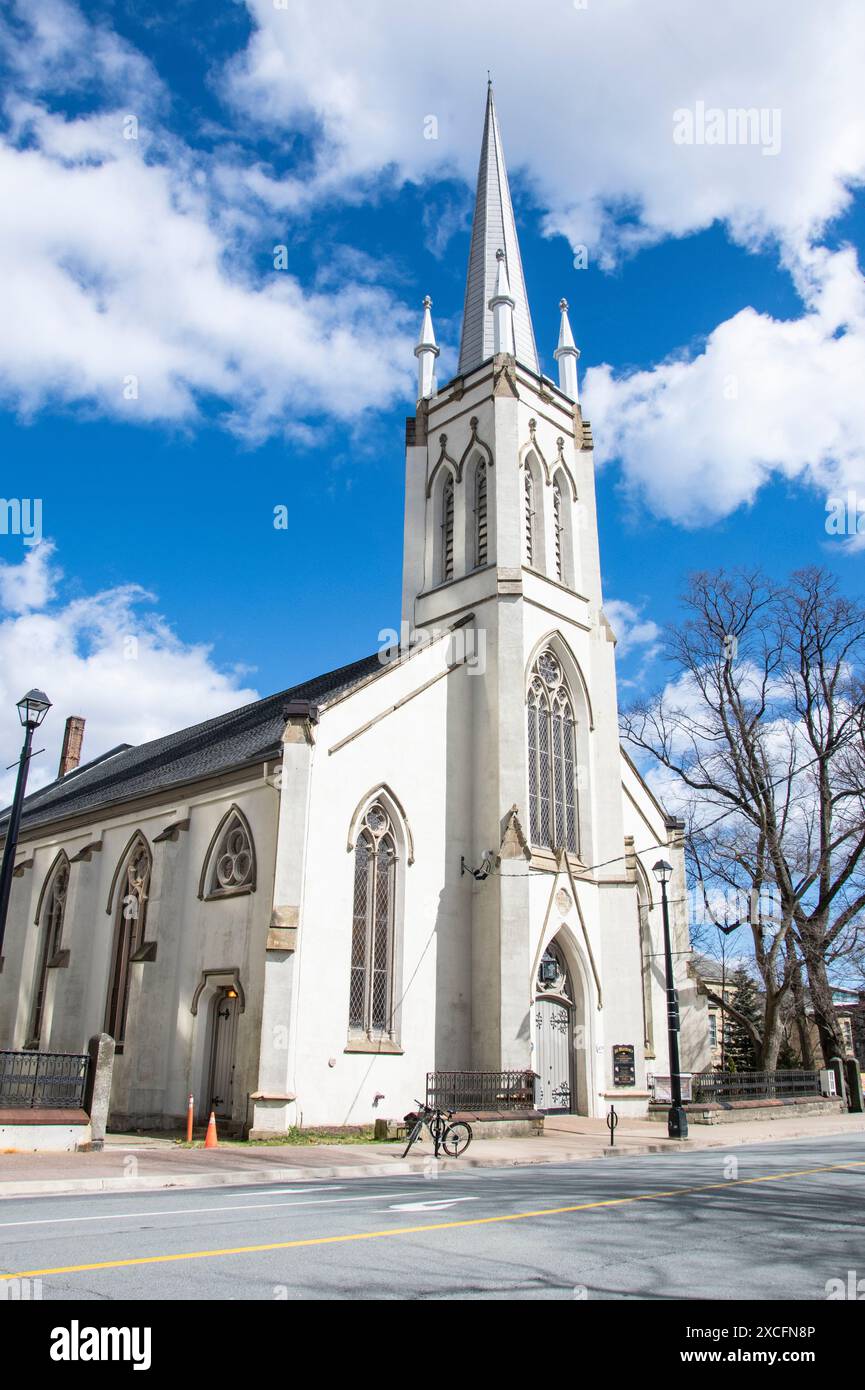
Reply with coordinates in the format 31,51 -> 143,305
247,1126 -> 380,1147
170,1125 -> 388,1148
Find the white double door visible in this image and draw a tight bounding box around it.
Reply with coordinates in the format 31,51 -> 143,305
535,996 -> 573,1112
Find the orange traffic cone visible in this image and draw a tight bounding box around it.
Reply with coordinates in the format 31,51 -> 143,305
204,1110 -> 218,1149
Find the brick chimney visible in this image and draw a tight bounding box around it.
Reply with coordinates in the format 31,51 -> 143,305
58,716 -> 85,777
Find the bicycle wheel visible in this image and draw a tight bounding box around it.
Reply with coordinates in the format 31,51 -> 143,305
441,1121 -> 472,1157
428,1112 -> 447,1149
401,1119 -> 423,1159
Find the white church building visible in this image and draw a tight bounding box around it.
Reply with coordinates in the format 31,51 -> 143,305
0,87 -> 701,1134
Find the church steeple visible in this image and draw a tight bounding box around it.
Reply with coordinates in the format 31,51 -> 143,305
457,83 -> 539,376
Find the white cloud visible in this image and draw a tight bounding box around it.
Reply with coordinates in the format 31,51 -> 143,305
584,245 -> 865,540
604,598 -> 661,661
0,542 -> 57,614
0,544 -> 259,804
228,0 -> 865,260
0,4 -> 416,438
0,0 -> 156,104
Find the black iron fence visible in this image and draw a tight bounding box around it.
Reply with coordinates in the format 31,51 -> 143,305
0,1050 -> 89,1109
690,1069 -> 823,1104
427,1070 -> 538,1111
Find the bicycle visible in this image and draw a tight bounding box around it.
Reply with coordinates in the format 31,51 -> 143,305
401,1099 -> 473,1158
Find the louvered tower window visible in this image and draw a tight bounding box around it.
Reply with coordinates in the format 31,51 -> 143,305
527,649 -> 580,854
475,461 -> 488,567
553,482 -> 563,581
441,474 -> 455,581
524,471 -> 534,566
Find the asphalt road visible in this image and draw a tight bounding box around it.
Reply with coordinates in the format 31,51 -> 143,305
0,1136 -> 862,1300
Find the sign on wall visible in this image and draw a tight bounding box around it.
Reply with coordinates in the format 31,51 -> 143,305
613,1043 -> 636,1087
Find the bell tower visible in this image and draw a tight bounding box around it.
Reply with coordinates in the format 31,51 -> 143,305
401,84 -> 628,1074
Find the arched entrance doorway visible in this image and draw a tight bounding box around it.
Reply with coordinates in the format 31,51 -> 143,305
206,987 -> 239,1120
534,939 -> 576,1113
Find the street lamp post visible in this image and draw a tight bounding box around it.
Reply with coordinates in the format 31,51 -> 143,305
653,858 -> 689,1139
0,690 -> 52,959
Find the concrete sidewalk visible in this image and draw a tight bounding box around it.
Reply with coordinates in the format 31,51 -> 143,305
0,1112 -> 862,1198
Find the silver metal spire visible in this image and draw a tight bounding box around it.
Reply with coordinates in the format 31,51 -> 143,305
457,83 -> 539,376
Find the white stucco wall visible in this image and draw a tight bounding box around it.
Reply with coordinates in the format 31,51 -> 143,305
0,772 -> 278,1129
259,636 -> 475,1129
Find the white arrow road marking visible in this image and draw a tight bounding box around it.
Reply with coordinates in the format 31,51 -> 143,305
386,1197 -> 479,1212
0,1191 -> 417,1230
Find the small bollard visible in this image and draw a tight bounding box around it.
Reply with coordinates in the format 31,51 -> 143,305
186,1093 -> 194,1143
607,1104 -> 618,1147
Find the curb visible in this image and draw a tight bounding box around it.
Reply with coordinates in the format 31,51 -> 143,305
0,1119 -> 861,1199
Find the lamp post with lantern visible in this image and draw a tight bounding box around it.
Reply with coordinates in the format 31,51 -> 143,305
653,857 -> 689,1139
0,690 -> 52,958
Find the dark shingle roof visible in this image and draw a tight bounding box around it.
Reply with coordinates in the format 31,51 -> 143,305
3,651 -> 383,837
690,953 -> 728,985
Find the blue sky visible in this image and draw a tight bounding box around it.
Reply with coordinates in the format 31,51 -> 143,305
0,0 -> 864,798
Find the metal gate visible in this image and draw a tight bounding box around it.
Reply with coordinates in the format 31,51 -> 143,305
535,996 -> 573,1112
207,990 -> 238,1119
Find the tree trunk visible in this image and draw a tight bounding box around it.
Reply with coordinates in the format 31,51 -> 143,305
801,935 -> 845,1066
759,991 -> 785,1071
787,947 -> 815,1068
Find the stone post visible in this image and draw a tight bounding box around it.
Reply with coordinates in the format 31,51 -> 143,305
844,1057 -> 863,1113
829,1055 -> 848,1108
84,1032 -> 115,1150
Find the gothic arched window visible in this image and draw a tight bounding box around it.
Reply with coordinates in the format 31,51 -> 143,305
474,460 -> 488,568
441,473 -> 455,581
527,648 -> 580,854
27,854 -> 70,1048
349,803 -> 397,1038
524,471 -> 535,566
105,836 -> 151,1048
200,806 -> 256,900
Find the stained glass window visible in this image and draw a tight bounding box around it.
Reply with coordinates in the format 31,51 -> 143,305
348,804 -> 397,1036
105,838 -> 151,1048
27,856 -> 70,1048
527,650 -> 580,854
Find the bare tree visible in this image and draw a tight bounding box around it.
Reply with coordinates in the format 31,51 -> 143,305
621,567 -> 865,1068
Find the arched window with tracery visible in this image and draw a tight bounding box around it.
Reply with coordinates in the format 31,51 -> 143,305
349,803 -> 397,1038
105,836 -> 151,1048
474,460 -> 488,568
200,806 -> 256,900
527,648 -> 580,854
441,473 -> 455,581
27,854 -> 70,1048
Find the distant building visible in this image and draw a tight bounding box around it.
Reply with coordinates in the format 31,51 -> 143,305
688,953 -> 742,1071
786,986 -> 865,1068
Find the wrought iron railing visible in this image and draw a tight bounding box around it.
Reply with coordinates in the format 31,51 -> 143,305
0,1050 -> 89,1109
690,1069 -> 822,1104
426,1070 -> 538,1111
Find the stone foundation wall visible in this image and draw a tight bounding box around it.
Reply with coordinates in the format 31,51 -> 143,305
649,1096 -> 846,1126
376,1110 -> 544,1141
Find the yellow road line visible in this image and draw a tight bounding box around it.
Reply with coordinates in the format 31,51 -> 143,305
3,1159 -> 862,1281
